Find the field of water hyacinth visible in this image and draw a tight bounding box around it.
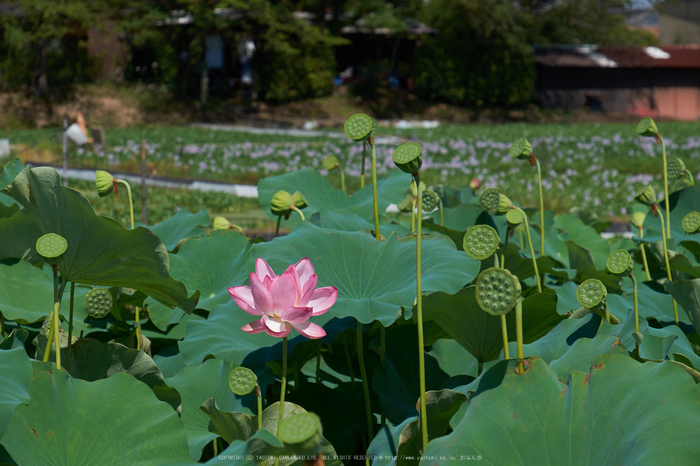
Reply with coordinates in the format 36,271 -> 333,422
2,116 -> 700,465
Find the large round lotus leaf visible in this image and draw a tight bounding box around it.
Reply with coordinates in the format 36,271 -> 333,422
0,159 -> 23,209
641,184 -> 700,246
554,214 -> 611,270
144,230 -> 253,331
1,362 -> 190,465
0,347 -> 32,439
1,167 -> 198,313
165,359 -> 256,462
423,354 -> 700,465
252,222 -> 478,325
0,210 -> 42,263
145,209 -> 209,252
257,169 -> 406,228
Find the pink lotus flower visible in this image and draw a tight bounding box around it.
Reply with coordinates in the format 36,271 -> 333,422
229,258 -> 338,339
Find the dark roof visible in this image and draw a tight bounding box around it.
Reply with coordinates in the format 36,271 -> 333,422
535,45 -> 700,68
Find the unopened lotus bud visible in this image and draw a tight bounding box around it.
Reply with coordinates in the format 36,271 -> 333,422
344,113 -> 373,142
630,211 -> 646,228
510,138 -> 533,160
636,117 -> 658,137
321,155 -> 339,171
392,142 -> 423,174
498,194 -> 513,214
270,190 -> 294,217
95,170 -> 115,197
278,412 -> 324,457
213,216 -> 231,230
634,185 -> 656,207
506,208 -> 524,227
469,178 -> 481,191
475,267 -> 521,316
292,191 -> 308,210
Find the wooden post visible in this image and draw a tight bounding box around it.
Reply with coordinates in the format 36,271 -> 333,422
141,140 -> 147,224
62,119 -> 68,187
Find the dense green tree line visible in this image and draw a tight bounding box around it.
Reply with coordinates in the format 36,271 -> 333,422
0,0 -> 656,107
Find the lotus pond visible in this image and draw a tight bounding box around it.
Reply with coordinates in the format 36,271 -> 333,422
1,117 -> 700,465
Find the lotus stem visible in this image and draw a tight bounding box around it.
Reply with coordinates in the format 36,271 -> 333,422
415,175 -> 428,453
361,141 -> 367,189
356,321 -> 373,449
518,227 -> 524,249
44,273 -> 67,369
515,300 -> 524,373
277,336 -> 288,436
660,137 -> 671,239
438,198 -> 443,227
657,208 -> 679,323
291,205 -> 305,222
380,325 -> 386,426
340,166 -> 346,192
256,385 -> 263,430
315,342 -> 322,384
275,216 -> 281,238
603,301 -> 611,323
535,157 -> 545,256
516,207 -> 542,292
631,273 -> 639,334
0,313 -> 4,337
213,438 -> 218,456
117,179 -> 140,350
637,226 -> 652,281
501,315 -> 510,360
370,139 -> 380,240
66,281 -> 75,372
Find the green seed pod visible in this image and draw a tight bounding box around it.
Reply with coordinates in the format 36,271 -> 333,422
292,191 -> 308,210
36,233 -> 68,259
422,190 -> 440,212
463,224 -> 500,260
670,177 -> 692,194
510,138 -> 532,160
497,194 -> 514,214
667,157 -> 686,180
228,367 -> 257,396
606,249 -> 633,275
479,188 -> 502,215
576,279 -> 607,309
397,194 -> 413,212
344,113 -> 373,142
392,142 -> 423,174
278,412 -> 323,457
682,211 -> 700,234
95,170 -> 115,197
213,216 -> 231,230
630,211 -> 646,228
475,267 -> 521,316
636,117 -> 658,137
634,184 -> 657,207
84,288 -> 114,319
271,190 -> 294,217
506,208 -> 524,228
321,155 -> 339,171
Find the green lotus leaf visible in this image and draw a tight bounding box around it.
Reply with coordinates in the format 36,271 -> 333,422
666,279 -> 700,337
165,359 -> 257,461
1,362 -> 190,465
0,346 -> 32,439
257,169 -> 406,228
146,208 -> 209,252
253,222 -> 478,325
366,418 -> 414,466
0,159 -> 24,209
424,353 -> 700,464
1,167 -> 198,313
428,338 -> 480,379
0,209 -> 42,263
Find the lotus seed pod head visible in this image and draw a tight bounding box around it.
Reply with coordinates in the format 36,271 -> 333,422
463,224 -> 500,260
576,278 -> 607,309
36,233 -> 68,259
630,211 -> 646,228
422,189 -> 440,212
212,216 -> 232,230
397,194 -> 413,212
510,138 -> 533,160
321,155 -> 339,171
292,191 -> 308,210
228,367 -> 257,396
95,170 -> 114,197
636,117 -> 658,137
497,194 -> 514,215
506,207 -> 524,227
392,142 -> 423,174
344,113 -> 373,142
606,249 -> 633,275
682,211 -> 700,234
479,188 -> 502,215
670,177 -> 692,194
40,313 -> 53,336
84,287 -> 114,319
667,157 -> 686,180
270,190 -> 294,217
278,412 -> 323,456
634,184 -> 657,207
475,267 -> 521,316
